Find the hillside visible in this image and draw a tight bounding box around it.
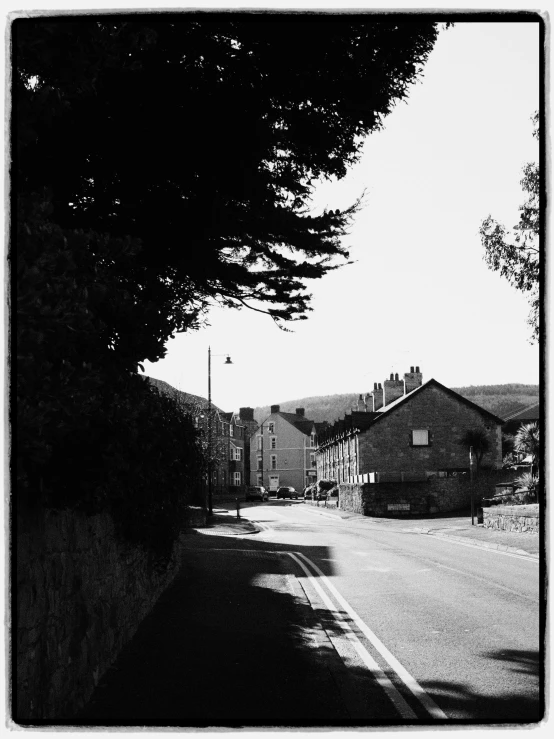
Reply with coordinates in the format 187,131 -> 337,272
252,384 -> 539,425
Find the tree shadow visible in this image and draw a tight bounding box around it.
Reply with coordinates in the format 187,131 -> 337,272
65,531 -> 543,728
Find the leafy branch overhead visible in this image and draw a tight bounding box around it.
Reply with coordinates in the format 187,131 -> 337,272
480,113 -> 540,343
16,18 -> 444,348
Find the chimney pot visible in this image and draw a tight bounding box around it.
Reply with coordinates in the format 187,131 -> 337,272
378,383 -> 382,389
410,366 -> 415,373
390,373 -> 394,380
374,382 -> 377,390
416,366 -> 420,373
395,373 -> 399,381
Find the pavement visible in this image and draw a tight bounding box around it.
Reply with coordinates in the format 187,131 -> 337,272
208,505 -> 541,559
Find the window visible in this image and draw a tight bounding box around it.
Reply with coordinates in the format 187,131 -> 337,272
310,453 -> 316,469
270,436 -> 277,450
257,473 -> 263,486
231,446 -> 242,461
270,454 -> 277,470
257,456 -> 263,470
229,424 -> 234,437
257,435 -> 262,450
268,422 -> 275,434
310,432 -> 316,447
233,472 -> 241,485
412,429 -> 430,446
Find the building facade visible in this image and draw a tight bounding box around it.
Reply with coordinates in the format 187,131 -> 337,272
250,405 -> 325,492
317,371 -> 503,483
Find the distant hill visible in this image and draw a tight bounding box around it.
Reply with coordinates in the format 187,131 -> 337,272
252,384 -> 539,425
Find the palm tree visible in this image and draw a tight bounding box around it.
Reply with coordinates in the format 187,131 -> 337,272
459,428 -> 491,476
514,422 -> 539,471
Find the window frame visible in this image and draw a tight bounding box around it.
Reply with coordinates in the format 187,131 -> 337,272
411,429 -> 431,447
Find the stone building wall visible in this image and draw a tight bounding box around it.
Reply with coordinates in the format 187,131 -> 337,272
16,507 -> 186,722
338,470 -> 514,517
358,384 -> 502,474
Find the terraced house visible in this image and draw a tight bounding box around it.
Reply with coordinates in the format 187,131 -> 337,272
317,369 -> 503,484
251,405 -> 327,493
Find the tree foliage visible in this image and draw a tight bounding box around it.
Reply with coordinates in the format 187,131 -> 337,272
14,17 -> 447,553
480,112 -> 540,342
15,16 -> 444,349
458,428 -> 491,474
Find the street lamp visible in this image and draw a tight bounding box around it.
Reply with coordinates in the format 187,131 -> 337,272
207,347 -> 232,516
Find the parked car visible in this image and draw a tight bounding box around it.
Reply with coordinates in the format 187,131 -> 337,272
277,486 -> 299,500
246,486 -> 269,502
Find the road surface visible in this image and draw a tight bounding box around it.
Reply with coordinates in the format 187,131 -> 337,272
234,498 -> 542,723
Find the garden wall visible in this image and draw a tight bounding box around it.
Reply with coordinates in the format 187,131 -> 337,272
483,504 -> 540,533
16,506 -> 189,722
338,471 -> 514,517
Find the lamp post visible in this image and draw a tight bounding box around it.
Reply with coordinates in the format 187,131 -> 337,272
207,347 -> 232,516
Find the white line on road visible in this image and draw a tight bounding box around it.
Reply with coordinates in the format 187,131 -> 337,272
294,551 -> 448,720
285,552 -> 418,720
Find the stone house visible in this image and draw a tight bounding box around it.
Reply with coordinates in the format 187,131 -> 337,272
317,370 -> 504,484
251,405 -> 326,493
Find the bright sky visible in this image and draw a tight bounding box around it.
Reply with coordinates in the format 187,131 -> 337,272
140,20 -> 541,411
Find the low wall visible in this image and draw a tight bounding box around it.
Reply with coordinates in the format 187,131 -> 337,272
338,472 -> 510,518
483,504 -> 540,533
16,507 -> 186,722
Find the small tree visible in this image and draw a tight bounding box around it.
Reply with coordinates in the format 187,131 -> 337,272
480,113 -> 540,343
514,422 -> 539,471
459,428 -> 491,476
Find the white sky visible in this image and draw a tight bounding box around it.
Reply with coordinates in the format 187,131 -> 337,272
140,20 -> 541,411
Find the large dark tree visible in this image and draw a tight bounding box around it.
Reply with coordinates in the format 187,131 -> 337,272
15,16 -> 445,364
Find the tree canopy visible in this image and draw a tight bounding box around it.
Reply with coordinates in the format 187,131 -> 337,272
480,112 -> 541,343
15,16 -> 445,363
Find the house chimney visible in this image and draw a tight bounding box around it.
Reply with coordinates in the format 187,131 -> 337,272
404,367 -> 423,394
365,392 -> 373,412
357,394 -> 364,412
295,407 -> 305,417
373,383 -> 384,411
384,372 -> 405,406
239,407 -> 254,421
270,404 -> 280,414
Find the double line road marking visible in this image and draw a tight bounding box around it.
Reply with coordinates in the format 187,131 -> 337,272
285,550 -> 448,721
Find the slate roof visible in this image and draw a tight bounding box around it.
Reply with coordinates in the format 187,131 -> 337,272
502,402 -> 540,422
367,378 -> 505,426
319,378 -> 504,446
278,411 -> 316,436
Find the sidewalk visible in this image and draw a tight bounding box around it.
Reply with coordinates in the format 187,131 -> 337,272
76,534 -> 356,726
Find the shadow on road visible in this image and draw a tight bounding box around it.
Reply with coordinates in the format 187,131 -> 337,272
73,530 -> 543,727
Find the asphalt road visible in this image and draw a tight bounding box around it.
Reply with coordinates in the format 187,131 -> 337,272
236,498 -> 542,724
78,498 -> 542,727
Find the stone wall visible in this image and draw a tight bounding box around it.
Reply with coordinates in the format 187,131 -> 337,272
483,504 -> 540,533
338,471 -> 514,517
358,383 -> 502,473
16,507 -> 187,722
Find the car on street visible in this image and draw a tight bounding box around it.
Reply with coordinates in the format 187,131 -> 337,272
246,486 -> 269,502
315,489 -> 328,501
276,486 -> 299,500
